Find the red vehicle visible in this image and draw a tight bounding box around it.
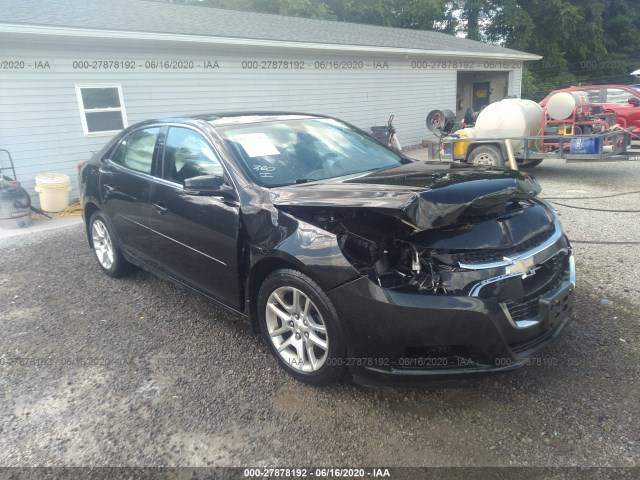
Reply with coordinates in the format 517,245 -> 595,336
540,84 -> 640,134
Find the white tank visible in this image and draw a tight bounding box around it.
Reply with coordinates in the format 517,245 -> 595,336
546,91 -> 591,120
473,98 -> 543,151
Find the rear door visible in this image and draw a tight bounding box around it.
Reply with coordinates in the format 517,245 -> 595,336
100,126 -> 162,261
148,125 -> 242,308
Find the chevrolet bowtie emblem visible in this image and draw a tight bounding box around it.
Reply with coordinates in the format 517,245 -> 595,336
504,256 -> 539,278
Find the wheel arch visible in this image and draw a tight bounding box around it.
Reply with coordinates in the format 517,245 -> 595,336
83,202 -> 101,245
245,254 -> 312,334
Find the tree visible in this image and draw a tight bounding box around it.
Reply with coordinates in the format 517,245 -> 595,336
395,0 -> 453,31
321,0 -> 397,26
484,0 -> 613,99
461,0 -> 491,40
600,0 -> 640,84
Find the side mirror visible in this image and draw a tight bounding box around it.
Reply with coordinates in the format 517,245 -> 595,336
184,175 -> 235,199
628,97 -> 640,106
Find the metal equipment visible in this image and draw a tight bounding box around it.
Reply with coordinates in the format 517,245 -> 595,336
426,109 -> 457,135
0,149 -> 32,228
428,94 -> 631,168
371,115 -> 402,151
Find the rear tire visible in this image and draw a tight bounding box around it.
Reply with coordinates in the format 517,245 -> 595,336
468,145 -> 505,167
257,269 -> 346,385
89,212 -> 133,278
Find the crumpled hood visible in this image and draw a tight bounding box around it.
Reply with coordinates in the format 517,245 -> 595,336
269,163 -> 542,230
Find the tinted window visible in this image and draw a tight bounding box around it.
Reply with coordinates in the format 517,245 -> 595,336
111,127 -> 161,175
605,88 -> 633,104
163,127 -> 224,183
216,117 -> 403,186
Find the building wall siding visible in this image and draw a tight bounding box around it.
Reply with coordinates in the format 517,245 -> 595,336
0,40 -> 524,204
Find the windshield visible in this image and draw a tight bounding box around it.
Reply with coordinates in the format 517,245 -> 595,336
215,117 -> 403,186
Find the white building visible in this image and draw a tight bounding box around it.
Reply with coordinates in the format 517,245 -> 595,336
0,0 -> 541,203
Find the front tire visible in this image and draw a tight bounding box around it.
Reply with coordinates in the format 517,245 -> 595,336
257,269 -> 346,385
89,212 -> 133,278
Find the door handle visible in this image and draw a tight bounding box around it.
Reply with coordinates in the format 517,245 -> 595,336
104,184 -> 115,193
152,203 -> 169,214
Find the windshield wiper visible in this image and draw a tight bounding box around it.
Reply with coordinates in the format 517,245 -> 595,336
293,167 -> 391,185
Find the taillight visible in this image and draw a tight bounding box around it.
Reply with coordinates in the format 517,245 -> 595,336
77,161 -> 86,174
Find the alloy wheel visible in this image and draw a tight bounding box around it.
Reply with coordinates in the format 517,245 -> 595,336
91,219 -> 114,270
265,286 -> 329,373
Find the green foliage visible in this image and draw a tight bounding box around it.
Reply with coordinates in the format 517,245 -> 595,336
387,0 -> 451,30
603,0 -> 640,56
483,0 -> 636,99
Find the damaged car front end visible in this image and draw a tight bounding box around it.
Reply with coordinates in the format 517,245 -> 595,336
266,163 -> 575,386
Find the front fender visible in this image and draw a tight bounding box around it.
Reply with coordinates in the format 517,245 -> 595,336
248,213 -> 360,292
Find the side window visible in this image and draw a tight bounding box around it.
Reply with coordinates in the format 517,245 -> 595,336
582,89 -> 601,103
163,127 -> 224,183
110,127 -> 161,175
605,88 -> 632,104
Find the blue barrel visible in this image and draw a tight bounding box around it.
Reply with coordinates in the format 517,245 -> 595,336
569,137 -> 600,154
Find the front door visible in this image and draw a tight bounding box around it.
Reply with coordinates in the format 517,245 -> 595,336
605,87 -> 640,133
148,126 -> 241,309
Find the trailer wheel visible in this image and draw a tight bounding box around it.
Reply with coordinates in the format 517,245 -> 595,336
468,145 -> 504,166
519,159 -> 544,169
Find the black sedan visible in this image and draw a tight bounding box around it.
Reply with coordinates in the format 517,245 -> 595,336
79,113 -> 576,386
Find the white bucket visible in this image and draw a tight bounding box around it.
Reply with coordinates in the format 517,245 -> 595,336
35,173 -> 72,212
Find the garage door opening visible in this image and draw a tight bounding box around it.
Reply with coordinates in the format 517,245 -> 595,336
457,71 -> 510,119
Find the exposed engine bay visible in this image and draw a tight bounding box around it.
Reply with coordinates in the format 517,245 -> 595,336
320,209 -> 451,293
279,198 -> 552,296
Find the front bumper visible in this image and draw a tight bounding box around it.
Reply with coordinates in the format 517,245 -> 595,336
327,229 -> 576,387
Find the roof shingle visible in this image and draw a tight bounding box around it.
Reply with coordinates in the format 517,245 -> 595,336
1,0 -> 540,59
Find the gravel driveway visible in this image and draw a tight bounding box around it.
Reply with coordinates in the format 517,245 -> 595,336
0,159 -> 638,475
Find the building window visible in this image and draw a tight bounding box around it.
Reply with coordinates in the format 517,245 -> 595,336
75,84 -> 127,136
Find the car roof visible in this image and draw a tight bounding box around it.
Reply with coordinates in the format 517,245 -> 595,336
116,112 -> 347,142
199,112 -> 326,126
132,112 -> 328,127
555,84 -> 637,91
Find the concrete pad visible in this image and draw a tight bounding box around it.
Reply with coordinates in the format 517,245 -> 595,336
0,215 -> 83,240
